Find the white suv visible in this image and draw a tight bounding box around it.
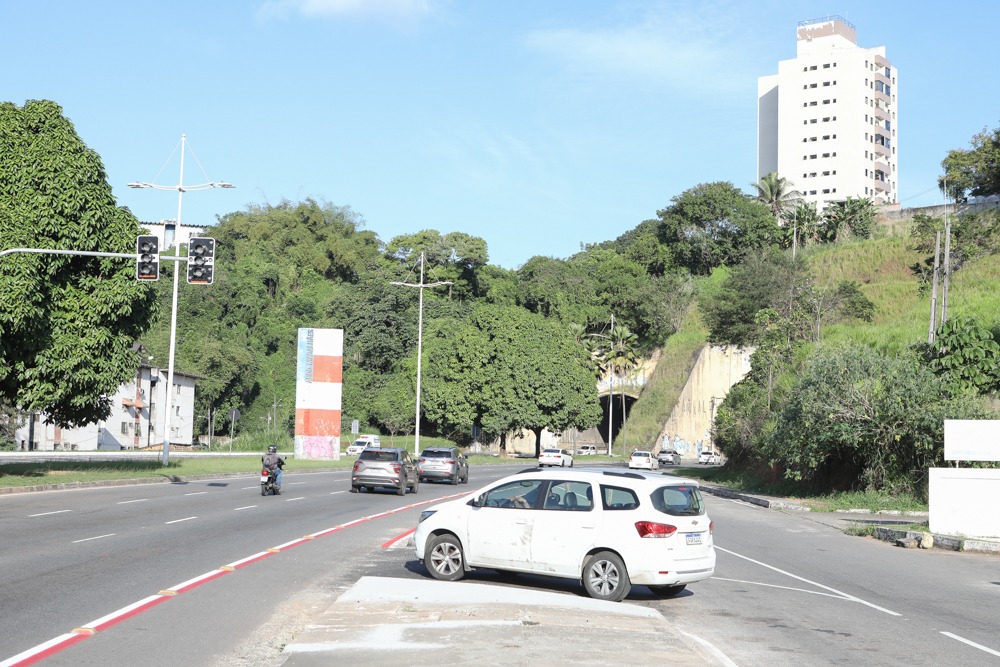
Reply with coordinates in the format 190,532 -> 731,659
415,468 -> 715,602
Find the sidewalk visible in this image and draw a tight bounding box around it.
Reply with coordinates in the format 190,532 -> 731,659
271,576 -> 734,666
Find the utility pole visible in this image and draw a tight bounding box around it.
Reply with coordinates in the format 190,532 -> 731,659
390,253 -> 452,456
928,231 -> 941,344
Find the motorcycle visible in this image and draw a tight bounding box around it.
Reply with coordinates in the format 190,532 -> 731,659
260,467 -> 280,496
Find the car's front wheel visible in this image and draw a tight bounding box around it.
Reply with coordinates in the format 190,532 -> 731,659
582,551 -> 631,602
426,534 -> 465,582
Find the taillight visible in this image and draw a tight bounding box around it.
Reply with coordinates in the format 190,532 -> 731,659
352,462 -> 361,472
635,521 -> 677,538
418,458 -> 426,463
446,459 -> 455,464
392,463 -> 402,474
710,521 -> 715,535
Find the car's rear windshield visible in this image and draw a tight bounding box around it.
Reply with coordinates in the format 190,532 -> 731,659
650,485 -> 705,516
359,450 -> 399,462
420,450 -> 451,458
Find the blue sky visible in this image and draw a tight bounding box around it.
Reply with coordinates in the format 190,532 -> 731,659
5,1 -> 998,269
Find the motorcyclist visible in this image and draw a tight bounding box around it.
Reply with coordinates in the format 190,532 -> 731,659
261,444 -> 286,493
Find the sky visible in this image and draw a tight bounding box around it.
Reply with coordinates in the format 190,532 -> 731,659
4,0 -> 999,270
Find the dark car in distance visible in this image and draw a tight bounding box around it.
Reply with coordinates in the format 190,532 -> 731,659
418,447 -> 470,485
351,447 -> 419,496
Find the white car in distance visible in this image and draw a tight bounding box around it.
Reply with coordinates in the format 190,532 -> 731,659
538,448 -> 574,467
415,468 -> 716,602
628,451 -> 658,470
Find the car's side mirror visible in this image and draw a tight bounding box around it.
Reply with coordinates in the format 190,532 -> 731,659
469,494 -> 486,508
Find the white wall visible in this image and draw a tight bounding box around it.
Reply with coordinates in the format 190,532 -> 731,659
929,468 -> 1000,539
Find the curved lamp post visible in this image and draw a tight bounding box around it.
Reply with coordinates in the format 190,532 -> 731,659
129,134 -> 232,465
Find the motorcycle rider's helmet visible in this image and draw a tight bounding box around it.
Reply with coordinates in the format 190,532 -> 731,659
267,444 -> 278,454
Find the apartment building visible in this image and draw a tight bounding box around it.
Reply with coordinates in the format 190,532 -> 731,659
758,16 -> 898,211
13,366 -> 199,451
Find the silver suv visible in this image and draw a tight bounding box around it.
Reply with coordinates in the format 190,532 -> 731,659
350,448 -> 419,496
417,447 -> 470,485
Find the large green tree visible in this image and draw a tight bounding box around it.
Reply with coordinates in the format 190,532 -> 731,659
421,304 -> 601,455
656,181 -> 781,275
0,100 -> 157,427
940,124 -> 1000,201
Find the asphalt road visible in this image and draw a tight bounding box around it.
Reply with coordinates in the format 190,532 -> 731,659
2,463 -> 999,666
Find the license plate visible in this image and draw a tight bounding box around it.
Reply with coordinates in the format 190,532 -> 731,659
260,475 -> 269,483
685,533 -> 702,545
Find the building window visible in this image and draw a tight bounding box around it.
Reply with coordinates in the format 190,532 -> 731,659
823,135 -> 830,140
810,154 -> 817,160
809,190 -> 817,195
121,422 -> 129,435
823,81 -> 830,86
823,63 -> 831,69
822,153 -> 830,158
822,171 -> 830,176
134,423 -> 141,436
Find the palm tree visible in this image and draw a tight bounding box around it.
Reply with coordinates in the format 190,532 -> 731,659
786,202 -> 819,259
606,324 -> 640,452
752,172 -> 803,219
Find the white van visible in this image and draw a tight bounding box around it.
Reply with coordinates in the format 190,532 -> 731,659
345,434 -> 381,455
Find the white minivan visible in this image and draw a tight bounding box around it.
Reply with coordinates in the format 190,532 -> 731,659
416,468 -> 715,602
346,434 -> 381,456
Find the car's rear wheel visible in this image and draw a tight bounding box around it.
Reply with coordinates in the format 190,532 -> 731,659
411,477 -> 419,494
450,472 -> 459,485
648,584 -> 686,598
397,482 -> 406,496
426,534 -> 465,582
582,551 -> 631,602
349,485 -> 359,493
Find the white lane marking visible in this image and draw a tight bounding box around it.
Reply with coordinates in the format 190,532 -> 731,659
284,497 -> 304,502
242,485 -> 259,490
165,516 -> 197,525
941,632 -> 1000,657
712,577 -> 850,600
29,510 -> 72,517
117,499 -> 148,505
330,491 -> 347,495
184,491 -> 208,496
716,545 -> 901,616
73,534 -> 115,544
234,505 -> 257,511
674,627 -> 740,667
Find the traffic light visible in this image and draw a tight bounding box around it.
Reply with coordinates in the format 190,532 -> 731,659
187,237 -> 216,285
136,235 -> 159,281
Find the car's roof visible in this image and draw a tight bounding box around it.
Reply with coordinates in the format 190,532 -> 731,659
513,467 -> 699,488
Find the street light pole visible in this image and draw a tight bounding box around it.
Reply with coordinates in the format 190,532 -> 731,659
390,252 -> 451,456
129,134 -> 232,465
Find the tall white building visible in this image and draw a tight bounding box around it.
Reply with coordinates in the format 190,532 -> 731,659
758,16 -> 898,211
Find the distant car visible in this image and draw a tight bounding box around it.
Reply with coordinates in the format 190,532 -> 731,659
538,448 -> 574,467
415,467 -> 716,602
418,447 -> 470,485
657,450 -> 675,466
698,451 -> 720,465
576,444 -> 598,456
351,447 -> 419,495
345,434 -> 381,455
628,451 -> 658,470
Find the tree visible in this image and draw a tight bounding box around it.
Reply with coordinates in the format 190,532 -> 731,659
920,316 -> 1000,397
766,345 -> 990,493
940,125 -> 1000,202
703,249 -> 811,347
752,172 -> 803,219
422,304 -> 601,456
784,202 -> 819,258
818,197 -> 878,242
0,100 -> 158,427
656,182 -> 781,275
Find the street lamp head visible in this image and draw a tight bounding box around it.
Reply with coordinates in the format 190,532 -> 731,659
212,182 -> 235,189
128,182 -> 151,189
